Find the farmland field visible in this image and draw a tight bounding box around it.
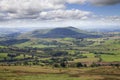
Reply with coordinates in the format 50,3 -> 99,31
0,29 -> 120,80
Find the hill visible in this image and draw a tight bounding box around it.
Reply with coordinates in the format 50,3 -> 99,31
19,27 -> 101,38
0,27 -> 36,37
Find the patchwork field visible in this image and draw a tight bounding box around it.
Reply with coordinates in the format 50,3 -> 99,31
0,33 -> 120,80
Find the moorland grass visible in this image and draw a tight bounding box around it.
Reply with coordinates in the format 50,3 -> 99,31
0,66 -> 119,80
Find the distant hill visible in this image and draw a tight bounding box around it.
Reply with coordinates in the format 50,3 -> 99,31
87,27 -> 120,32
0,27 -> 36,37
19,27 -> 101,38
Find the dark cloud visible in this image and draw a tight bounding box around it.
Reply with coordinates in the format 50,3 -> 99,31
89,0 -> 120,6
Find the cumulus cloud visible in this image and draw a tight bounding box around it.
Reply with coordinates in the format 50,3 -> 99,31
66,0 -> 86,4
0,0 -> 120,28
89,0 -> 120,6
0,0 -> 62,20
39,9 -> 91,21
0,0 -> 92,21
0,9 -> 91,21
0,0 -> 85,14
0,0 -> 66,12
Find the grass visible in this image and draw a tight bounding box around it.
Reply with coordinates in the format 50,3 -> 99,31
14,41 -> 33,47
82,53 -> 95,57
0,66 -> 119,80
74,58 -> 99,62
15,74 -> 82,80
74,53 -> 99,62
0,46 -> 6,48
15,54 -> 31,59
86,38 -> 120,62
0,53 -> 8,60
32,44 -> 56,48
101,54 -> 120,62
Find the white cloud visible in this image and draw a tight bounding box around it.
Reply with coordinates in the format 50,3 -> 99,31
0,0 -> 65,20
0,0 -> 88,21
0,9 -> 91,21
66,0 -> 86,4
0,0 -> 86,14
39,9 -> 91,21
0,0 -> 65,12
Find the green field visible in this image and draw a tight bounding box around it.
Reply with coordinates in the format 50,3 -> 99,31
0,53 -> 8,60
101,54 -> 120,62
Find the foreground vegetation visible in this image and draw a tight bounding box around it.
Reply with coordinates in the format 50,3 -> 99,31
0,66 -> 120,80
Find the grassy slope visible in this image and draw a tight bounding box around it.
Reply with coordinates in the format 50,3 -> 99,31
74,53 -> 99,62
0,53 -> 8,60
101,54 -> 120,62
86,37 -> 120,62
99,39 -> 120,62
0,66 -> 119,80
13,37 -> 120,62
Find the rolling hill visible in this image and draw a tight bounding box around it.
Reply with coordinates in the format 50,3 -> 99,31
19,27 -> 101,38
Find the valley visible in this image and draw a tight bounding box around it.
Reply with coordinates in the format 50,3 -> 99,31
0,27 -> 120,80
0,0 -> 120,79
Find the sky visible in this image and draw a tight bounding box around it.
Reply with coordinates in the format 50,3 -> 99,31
0,0 -> 120,29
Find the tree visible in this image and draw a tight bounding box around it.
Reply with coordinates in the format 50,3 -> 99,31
76,62 -> 83,67
23,61 -> 29,65
3,57 -> 7,61
114,64 -> 119,68
90,62 -> 99,67
98,57 -> 102,62
60,62 -> 67,68
23,54 -> 26,58
53,63 -> 60,68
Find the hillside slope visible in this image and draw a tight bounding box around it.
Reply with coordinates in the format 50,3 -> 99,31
19,27 -> 101,38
